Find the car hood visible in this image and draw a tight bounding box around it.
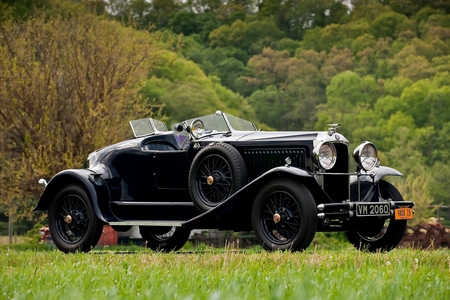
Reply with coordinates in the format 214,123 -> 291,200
231,130 -> 349,145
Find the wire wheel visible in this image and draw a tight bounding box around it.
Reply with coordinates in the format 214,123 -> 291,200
196,154 -> 233,206
189,143 -> 247,211
139,226 -> 191,252
54,194 -> 90,244
260,191 -> 301,244
49,185 -> 102,253
346,181 -> 407,252
252,180 -> 317,251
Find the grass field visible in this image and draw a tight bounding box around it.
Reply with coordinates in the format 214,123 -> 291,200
1,246 -> 449,300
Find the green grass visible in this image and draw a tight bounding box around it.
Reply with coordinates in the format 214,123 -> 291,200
1,247 -> 449,300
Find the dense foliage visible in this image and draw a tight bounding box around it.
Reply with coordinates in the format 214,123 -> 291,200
0,5 -> 163,220
1,0 -> 450,226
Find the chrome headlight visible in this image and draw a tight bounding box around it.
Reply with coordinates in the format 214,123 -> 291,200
353,141 -> 378,171
190,119 -> 205,138
313,142 -> 337,170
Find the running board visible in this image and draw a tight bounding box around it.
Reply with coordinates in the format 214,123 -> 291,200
109,220 -> 184,227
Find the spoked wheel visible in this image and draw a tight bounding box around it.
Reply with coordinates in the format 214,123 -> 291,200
252,180 -> 317,251
139,226 -> 191,252
346,181 -> 408,252
189,143 -> 247,212
48,185 -> 103,253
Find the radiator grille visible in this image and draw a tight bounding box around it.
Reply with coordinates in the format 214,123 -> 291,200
322,143 -> 350,201
243,149 -> 305,181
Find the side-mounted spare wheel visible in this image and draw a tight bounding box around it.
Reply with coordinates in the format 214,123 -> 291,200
252,179 -> 317,251
48,185 -> 103,253
189,143 -> 247,212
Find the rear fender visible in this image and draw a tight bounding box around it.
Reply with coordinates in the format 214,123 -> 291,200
34,169 -> 112,223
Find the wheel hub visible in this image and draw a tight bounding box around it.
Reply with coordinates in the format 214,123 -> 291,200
64,215 -> 73,224
278,208 -> 292,222
207,171 -> 227,185
273,213 -> 281,223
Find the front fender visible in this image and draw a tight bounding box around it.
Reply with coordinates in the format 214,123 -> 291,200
349,166 -> 403,202
34,169 -> 111,223
185,166 -> 330,229
350,166 -> 403,184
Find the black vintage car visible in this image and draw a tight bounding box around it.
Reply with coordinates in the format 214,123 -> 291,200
35,110 -> 414,253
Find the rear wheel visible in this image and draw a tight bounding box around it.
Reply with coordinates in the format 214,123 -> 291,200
252,180 -> 317,251
48,185 -> 103,253
139,226 -> 191,252
346,181 -> 407,252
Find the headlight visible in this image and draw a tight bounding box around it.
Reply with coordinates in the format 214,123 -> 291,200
190,119 -> 205,138
353,141 -> 378,171
313,142 -> 337,170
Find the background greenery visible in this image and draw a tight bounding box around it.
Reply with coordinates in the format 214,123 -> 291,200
1,0 -> 449,231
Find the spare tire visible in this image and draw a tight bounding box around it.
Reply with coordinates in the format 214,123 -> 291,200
189,143 -> 247,212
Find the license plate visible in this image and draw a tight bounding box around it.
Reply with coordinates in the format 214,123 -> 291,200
355,203 -> 390,217
395,207 -> 414,220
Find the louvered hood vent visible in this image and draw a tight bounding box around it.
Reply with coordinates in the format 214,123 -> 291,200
243,149 -> 305,181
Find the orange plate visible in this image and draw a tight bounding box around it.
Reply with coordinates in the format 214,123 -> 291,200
394,207 -> 414,220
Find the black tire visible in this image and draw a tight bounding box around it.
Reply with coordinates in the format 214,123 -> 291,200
252,179 -> 317,251
189,143 -> 247,212
346,181 -> 407,252
48,185 -> 103,253
139,226 -> 191,252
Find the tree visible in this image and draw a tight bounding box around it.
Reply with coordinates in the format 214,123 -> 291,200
398,79 -> 433,127
326,71 -> 378,110
0,13 -> 163,220
351,33 -> 376,54
370,11 -> 407,39
315,71 -> 379,137
209,23 -> 233,47
213,57 -> 247,92
0,0 -> 82,19
169,11 -> 201,36
246,48 -> 291,88
185,0 -> 222,13
382,76 -> 413,96
215,1 -> 246,24
142,50 -> 255,124
248,85 -> 291,129
350,2 -> 392,22
321,47 -> 355,84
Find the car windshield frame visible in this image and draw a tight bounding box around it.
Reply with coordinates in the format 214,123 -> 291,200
129,118 -> 168,138
172,111 -> 256,134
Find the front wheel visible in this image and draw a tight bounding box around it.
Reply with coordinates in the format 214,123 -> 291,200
48,185 -> 103,253
346,181 -> 407,252
252,180 -> 317,251
139,226 -> 191,252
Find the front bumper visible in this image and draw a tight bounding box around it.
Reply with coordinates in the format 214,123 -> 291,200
317,201 -> 415,220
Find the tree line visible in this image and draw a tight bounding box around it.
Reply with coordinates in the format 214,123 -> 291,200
0,0 -> 449,227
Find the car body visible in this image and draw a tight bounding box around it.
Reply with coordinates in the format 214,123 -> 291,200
34,110 -> 414,253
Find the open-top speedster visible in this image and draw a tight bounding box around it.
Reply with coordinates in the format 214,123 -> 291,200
35,110 -> 414,253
